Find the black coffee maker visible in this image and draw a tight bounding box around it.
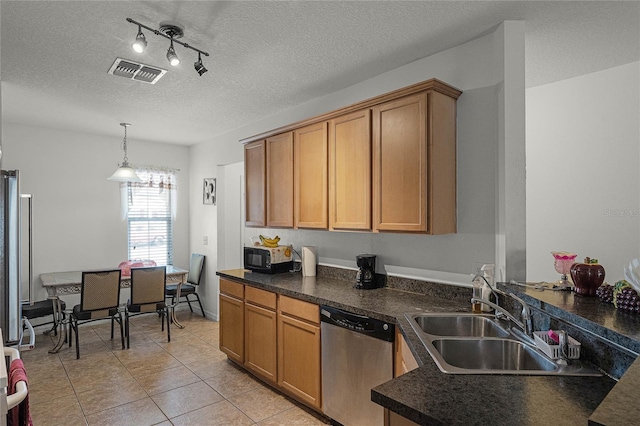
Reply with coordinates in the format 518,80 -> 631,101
355,254 -> 376,289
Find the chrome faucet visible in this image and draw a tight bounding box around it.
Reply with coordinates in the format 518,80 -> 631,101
471,275 -> 534,339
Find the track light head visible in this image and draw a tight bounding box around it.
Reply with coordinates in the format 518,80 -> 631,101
194,53 -> 208,76
166,40 -> 180,66
132,26 -> 147,53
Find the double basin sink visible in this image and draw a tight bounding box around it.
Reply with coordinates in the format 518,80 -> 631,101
406,313 -> 602,376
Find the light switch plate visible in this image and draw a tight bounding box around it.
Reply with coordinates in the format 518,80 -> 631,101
203,236 -> 208,245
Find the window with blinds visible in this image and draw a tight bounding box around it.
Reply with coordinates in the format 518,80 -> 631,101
127,169 -> 176,266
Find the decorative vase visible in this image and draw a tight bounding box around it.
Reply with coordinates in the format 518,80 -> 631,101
551,251 -> 578,289
570,257 -> 605,296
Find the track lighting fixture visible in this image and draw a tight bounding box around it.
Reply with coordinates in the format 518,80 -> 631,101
127,18 -> 209,76
194,53 -> 207,76
132,25 -> 147,53
166,39 -> 180,66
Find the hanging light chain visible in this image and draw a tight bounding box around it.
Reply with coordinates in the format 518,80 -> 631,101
121,123 -> 131,166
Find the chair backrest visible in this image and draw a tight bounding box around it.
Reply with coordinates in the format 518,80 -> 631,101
187,254 -> 205,285
130,266 -> 166,307
80,270 -> 122,314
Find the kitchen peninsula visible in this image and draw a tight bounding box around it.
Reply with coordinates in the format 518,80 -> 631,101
217,267 -> 637,425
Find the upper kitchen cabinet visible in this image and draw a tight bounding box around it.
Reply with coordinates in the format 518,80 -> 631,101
242,78 -> 461,234
245,140 -> 266,227
372,89 -> 459,234
266,132 -> 294,228
329,109 -> 372,231
294,123 -> 328,229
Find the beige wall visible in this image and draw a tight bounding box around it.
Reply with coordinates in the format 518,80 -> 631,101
1,123 -> 190,305
190,22 -> 526,319
526,61 -> 640,282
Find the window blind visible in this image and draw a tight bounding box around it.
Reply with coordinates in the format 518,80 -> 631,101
127,169 -> 176,266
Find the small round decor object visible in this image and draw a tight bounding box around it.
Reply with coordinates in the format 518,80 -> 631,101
570,257 -> 605,296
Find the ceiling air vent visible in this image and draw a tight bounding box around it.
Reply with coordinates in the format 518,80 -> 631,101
108,58 -> 167,84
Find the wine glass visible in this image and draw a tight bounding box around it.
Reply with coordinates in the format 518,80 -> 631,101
551,251 -> 577,288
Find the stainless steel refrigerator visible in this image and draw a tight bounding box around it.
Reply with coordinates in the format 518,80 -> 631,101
0,170 -> 31,346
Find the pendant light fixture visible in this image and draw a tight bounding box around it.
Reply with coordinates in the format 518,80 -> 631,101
126,18 -> 209,76
108,123 -> 142,182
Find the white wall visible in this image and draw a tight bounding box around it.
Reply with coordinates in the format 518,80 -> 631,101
526,61 -> 640,283
1,123 -> 190,305
190,21 -> 526,317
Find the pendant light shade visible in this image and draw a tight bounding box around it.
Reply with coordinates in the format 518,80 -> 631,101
108,164 -> 141,182
108,123 -> 142,182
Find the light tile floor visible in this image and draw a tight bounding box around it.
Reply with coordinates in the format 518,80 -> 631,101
20,306 -> 330,426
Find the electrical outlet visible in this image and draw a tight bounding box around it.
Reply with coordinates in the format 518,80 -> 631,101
203,236 -> 208,245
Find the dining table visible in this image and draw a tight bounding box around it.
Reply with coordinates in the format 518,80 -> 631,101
40,265 -> 188,354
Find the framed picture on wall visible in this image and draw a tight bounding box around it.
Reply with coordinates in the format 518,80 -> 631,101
203,178 -> 216,205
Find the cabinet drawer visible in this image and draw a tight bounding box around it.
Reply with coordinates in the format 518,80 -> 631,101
279,295 -> 319,325
220,279 -> 244,299
246,286 -> 277,310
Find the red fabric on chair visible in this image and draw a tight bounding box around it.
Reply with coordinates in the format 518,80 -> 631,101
8,358 -> 32,426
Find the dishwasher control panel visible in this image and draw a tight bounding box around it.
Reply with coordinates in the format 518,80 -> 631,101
320,305 -> 395,342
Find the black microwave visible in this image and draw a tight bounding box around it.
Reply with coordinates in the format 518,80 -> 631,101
244,246 -> 293,274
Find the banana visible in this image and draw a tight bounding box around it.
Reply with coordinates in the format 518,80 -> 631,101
259,235 -> 280,248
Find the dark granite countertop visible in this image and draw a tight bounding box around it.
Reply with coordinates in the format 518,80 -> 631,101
217,268 -> 468,322
501,282 -> 640,356
589,356 -> 640,426
217,269 -> 622,425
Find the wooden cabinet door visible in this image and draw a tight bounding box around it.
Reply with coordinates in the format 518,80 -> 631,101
394,329 -> 418,377
329,109 -> 372,230
266,132 -> 294,227
294,123 -> 328,229
219,293 -> 244,363
428,91 -> 458,235
388,330 -> 420,425
277,314 -> 321,409
373,93 -> 428,232
245,302 -> 277,383
245,140 -> 266,227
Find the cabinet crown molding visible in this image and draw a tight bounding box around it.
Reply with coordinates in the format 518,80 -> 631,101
240,78 -> 462,145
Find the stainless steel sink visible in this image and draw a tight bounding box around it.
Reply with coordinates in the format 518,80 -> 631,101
405,312 -> 602,376
432,338 -> 557,372
412,314 -> 510,338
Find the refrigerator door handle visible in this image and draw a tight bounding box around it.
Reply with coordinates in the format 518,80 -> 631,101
20,194 -> 32,305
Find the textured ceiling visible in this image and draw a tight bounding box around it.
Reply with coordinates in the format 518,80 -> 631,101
1,1 -> 639,146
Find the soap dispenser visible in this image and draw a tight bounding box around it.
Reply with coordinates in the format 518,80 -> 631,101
480,264 -> 495,312
472,275 -> 484,313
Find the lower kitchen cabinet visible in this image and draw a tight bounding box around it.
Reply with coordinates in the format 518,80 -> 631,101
388,330 -> 420,426
278,296 -> 321,409
395,329 -> 419,376
219,279 -> 244,364
218,279 -> 323,412
244,286 -> 278,384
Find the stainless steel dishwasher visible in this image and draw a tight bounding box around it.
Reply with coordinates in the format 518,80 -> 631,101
320,305 -> 394,426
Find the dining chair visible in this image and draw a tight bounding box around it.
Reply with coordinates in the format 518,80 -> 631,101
22,299 -> 66,336
69,269 -> 124,359
126,265 -> 170,348
165,253 -> 205,317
